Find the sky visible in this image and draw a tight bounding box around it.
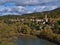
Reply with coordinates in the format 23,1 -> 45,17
0,0 -> 60,15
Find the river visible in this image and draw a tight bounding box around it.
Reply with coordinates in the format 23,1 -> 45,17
16,36 -> 57,45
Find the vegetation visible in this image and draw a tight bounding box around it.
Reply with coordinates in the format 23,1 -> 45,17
0,8 -> 60,45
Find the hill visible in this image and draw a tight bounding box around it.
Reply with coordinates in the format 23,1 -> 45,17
22,7 -> 60,18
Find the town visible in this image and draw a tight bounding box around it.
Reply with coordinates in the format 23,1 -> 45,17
8,15 -> 54,31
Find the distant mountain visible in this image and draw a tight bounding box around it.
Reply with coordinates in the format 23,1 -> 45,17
22,7 -> 60,18
0,7 -> 60,19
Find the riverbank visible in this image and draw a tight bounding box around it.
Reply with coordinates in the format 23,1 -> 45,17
1,31 -> 60,45
14,30 -> 60,45
36,31 -> 60,45
37,35 -> 60,45
18,31 -> 60,45
13,33 -> 60,45
18,33 -> 60,45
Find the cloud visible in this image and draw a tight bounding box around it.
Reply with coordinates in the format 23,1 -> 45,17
0,5 -> 58,15
0,0 -> 59,15
0,0 -> 58,6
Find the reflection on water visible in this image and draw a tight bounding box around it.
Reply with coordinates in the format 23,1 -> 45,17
16,36 -> 57,45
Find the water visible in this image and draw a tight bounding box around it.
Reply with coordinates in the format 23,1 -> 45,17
16,36 -> 57,45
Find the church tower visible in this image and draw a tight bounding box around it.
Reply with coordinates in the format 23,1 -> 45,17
45,14 -> 48,22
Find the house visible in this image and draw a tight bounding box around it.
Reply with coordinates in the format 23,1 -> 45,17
21,19 -> 24,21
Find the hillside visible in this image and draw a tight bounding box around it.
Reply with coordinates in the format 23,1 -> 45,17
22,7 -> 60,18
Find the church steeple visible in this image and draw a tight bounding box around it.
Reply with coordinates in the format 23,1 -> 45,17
45,14 -> 48,22
45,14 -> 48,19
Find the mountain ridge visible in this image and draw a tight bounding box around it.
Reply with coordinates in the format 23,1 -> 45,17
0,7 -> 60,19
